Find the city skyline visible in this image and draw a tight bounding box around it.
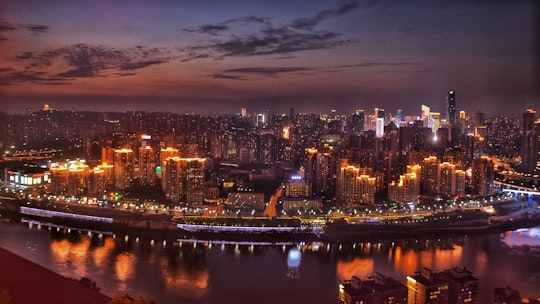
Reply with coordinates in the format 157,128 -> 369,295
0,0 -> 539,115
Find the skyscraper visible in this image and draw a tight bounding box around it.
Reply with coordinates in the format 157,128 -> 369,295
521,109 -> 538,173
447,90 -> 456,125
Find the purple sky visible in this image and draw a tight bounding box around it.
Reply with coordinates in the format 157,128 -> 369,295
0,0 -> 538,115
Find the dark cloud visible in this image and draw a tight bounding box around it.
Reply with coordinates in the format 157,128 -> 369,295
0,21 -> 18,31
223,67 -> 311,76
183,16 -> 271,36
0,20 -> 49,36
210,67 -> 312,80
209,73 -> 247,80
338,62 -> 415,68
183,3 -> 362,61
21,24 -> 49,34
119,60 -> 166,71
0,66 -> 14,73
184,24 -> 229,35
290,2 -> 360,30
0,70 -> 71,86
5,44 -> 173,85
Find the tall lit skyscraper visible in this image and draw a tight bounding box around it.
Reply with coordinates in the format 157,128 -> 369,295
447,90 -> 456,125
521,109 -> 537,173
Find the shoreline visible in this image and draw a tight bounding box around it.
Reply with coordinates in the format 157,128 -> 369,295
2,198 -> 540,244
0,246 -> 111,304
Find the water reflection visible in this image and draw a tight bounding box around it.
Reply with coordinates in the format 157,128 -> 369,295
5,220 -> 540,303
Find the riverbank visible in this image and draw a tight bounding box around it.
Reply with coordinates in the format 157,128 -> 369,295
0,247 -> 110,304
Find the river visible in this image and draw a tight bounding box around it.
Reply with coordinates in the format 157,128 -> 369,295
0,218 -> 539,303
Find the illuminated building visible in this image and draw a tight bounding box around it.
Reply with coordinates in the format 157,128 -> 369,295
376,118 -> 384,138
422,156 -> 440,194
521,109 -> 538,173
138,146 -> 156,185
160,147 -> 180,167
439,267 -> 479,304
407,268 -> 449,304
340,273 -> 408,304
388,173 -> 419,203
284,174 -> 311,197
241,107 -> 247,118
455,170 -> 466,197
227,192 -> 265,210
162,157 -> 205,204
5,167 -> 49,190
438,162 -> 456,197
471,156 -> 494,196
447,90 -> 456,125
50,160 -> 89,196
113,149 -> 134,189
337,159 -> 377,205
280,197 -> 320,214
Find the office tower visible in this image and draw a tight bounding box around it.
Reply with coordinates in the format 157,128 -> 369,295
138,146 -> 157,186
447,90 -> 456,125
284,174 -> 312,197
376,118 -> 384,138
162,157 -> 205,204
521,109 -> 538,173
113,148 -> 134,189
241,107 -> 247,118
340,273 -> 408,304
422,156 -> 440,194
440,267 -> 479,304
407,268 -> 449,304
471,156 -> 494,196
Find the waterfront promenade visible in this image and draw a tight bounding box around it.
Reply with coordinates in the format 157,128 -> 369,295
0,247 -> 110,304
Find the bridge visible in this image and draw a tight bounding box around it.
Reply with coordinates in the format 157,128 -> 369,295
494,180 -> 540,206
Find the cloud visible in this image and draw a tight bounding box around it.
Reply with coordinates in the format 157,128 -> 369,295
290,2 -> 360,30
21,24 -> 49,34
209,73 -> 247,80
20,44 -> 169,74
0,20 -> 49,39
182,2 -> 370,61
183,16 -> 271,36
0,70 -> 71,86
210,67 -> 312,80
338,62 -> 415,68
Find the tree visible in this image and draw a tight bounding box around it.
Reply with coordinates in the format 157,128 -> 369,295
108,293 -> 155,304
0,290 -> 12,304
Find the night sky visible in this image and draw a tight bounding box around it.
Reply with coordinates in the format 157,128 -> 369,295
1,0 -> 538,115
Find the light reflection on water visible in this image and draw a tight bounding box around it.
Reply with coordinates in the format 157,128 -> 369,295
1,220 -> 540,303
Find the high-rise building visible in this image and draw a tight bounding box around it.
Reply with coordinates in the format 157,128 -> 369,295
340,273 -> 408,304
521,109 -> 538,173
138,146 -> 157,186
113,149 -> 134,189
284,174 -> 312,197
422,156 -> 440,194
162,157 -> 205,204
388,173 -> 419,203
407,268 -> 449,304
471,156 -> 494,196
447,90 -> 456,125
439,162 -> 456,197
337,159 -> 376,205
439,267 -> 480,304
